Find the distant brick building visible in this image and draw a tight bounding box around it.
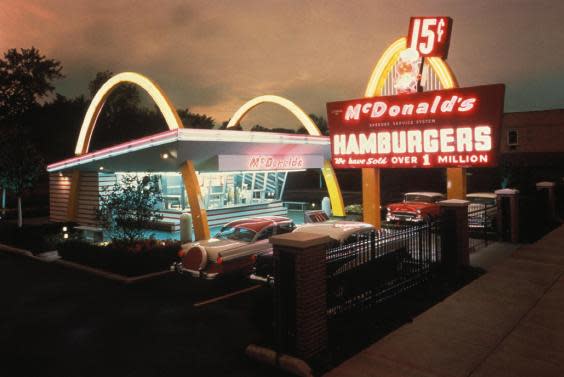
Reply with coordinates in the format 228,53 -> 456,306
497,109 -> 564,190
501,109 -> 564,159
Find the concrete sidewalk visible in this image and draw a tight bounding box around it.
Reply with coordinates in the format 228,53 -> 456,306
325,225 -> 564,377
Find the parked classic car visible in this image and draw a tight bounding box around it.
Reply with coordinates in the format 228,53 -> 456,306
386,192 -> 445,223
250,220 -> 375,285
467,192 -> 497,228
172,216 -> 295,279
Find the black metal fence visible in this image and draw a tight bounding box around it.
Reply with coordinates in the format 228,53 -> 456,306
467,204 -> 498,252
325,221 -> 441,318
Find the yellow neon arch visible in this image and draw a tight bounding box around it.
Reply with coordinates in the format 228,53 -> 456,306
364,37 -> 458,97
75,72 -> 184,155
226,95 -> 322,136
226,95 -> 345,216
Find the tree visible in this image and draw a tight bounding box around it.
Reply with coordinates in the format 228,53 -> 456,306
219,120 -> 242,130
88,70 -> 141,129
178,108 -> 216,129
0,127 -> 45,227
96,174 -> 163,242
0,47 -> 63,123
297,113 -> 329,135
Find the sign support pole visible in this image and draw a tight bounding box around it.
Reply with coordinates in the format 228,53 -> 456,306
447,167 -> 467,199
362,168 -> 381,228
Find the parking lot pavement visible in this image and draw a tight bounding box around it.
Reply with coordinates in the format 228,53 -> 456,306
0,252 -> 291,377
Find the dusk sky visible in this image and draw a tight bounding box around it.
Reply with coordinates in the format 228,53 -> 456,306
2,0 -> 564,129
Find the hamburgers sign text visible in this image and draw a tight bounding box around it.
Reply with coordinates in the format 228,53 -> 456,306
326,84 -> 505,168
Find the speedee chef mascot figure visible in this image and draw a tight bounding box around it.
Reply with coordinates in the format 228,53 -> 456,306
394,48 -> 421,95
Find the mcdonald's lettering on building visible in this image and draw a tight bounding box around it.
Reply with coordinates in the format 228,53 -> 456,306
326,84 -> 505,169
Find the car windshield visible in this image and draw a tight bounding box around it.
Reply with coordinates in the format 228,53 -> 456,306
215,226 -> 256,242
468,197 -> 496,206
404,194 -> 437,203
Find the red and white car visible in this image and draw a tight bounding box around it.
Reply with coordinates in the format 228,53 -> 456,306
173,216 -> 295,279
386,192 -> 445,223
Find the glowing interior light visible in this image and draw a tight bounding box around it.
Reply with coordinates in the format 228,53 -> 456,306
63,233 -> 69,239
62,226 -> 68,232
161,152 -> 169,159
99,166 -> 104,171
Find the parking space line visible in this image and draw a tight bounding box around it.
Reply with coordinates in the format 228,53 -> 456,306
193,284 -> 262,307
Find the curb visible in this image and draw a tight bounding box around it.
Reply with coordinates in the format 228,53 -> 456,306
0,242 -> 172,284
0,243 -> 34,258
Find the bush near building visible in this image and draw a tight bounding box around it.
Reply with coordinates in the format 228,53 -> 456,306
96,174 -> 163,242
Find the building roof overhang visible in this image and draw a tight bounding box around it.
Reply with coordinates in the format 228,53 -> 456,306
47,128 -> 331,173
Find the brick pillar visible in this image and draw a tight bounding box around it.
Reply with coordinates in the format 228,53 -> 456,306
439,199 -> 470,273
495,189 -> 520,243
536,181 -> 557,222
270,231 -> 331,361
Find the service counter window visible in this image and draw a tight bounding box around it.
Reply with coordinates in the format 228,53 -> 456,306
160,174 -> 186,210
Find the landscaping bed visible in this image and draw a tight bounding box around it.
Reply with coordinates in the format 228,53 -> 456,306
0,221 -> 71,254
57,239 -> 181,277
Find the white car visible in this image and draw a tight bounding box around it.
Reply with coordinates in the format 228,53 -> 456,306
467,192 -> 497,228
251,220 -> 376,285
293,220 -> 375,245
173,216 -> 295,279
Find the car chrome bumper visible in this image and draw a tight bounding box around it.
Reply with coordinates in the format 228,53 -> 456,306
170,262 -> 220,280
386,215 -> 423,222
249,273 -> 274,286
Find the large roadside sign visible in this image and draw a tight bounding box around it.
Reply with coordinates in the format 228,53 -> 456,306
326,84 -> 505,169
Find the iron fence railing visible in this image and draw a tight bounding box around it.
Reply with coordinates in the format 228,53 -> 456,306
326,221 -> 441,317
467,204 -> 498,251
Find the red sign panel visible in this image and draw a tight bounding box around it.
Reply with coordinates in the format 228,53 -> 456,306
407,16 -> 453,59
326,84 -> 505,169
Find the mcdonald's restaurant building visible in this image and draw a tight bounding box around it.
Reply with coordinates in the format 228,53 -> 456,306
46,73 -> 346,241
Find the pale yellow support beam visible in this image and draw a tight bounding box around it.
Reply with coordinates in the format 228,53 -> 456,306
67,170 -> 81,221
322,160 -> 345,216
181,161 -> 210,241
362,168 -> 381,228
226,95 -> 346,217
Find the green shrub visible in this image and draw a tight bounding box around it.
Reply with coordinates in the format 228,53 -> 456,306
96,174 -> 163,242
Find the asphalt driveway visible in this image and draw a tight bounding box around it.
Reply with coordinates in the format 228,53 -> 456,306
0,252 -> 289,377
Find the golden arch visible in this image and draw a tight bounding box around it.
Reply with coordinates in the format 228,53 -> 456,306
75,72 -> 184,156
69,72 -> 210,240
364,37 -> 458,97
226,95 -> 346,216
361,37 -> 462,228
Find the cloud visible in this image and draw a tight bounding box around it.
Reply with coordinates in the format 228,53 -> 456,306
2,0 -> 564,128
